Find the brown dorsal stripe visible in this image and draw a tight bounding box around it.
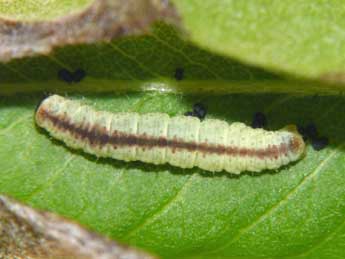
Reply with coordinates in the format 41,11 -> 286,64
38,108 -> 299,160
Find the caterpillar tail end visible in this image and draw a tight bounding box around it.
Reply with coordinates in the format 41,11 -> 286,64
281,124 -> 306,161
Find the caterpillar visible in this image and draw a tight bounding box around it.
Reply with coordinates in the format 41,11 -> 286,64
35,95 -> 305,174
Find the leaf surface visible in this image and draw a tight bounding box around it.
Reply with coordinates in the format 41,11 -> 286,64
1,91 -> 345,259
0,0 -> 92,20
0,1 -> 345,259
173,0 -> 345,83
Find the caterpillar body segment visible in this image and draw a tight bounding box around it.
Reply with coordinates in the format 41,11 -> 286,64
35,95 -> 305,174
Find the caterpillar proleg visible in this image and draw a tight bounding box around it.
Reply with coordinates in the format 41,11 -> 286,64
35,95 -> 305,174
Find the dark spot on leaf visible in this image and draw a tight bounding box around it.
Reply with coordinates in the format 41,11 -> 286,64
73,68 -> 86,83
58,69 -> 73,83
174,67 -> 184,81
184,111 -> 195,117
193,103 -> 207,120
58,68 -> 86,83
252,112 -> 267,129
297,125 -> 308,141
305,123 -> 318,139
311,136 -> 329,151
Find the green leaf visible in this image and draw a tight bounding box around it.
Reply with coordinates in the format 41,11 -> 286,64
1,23 -> 341,95
173,0 -> 345,83
1,21 -> 268,80
1,92 -> 345,259
0,0 -> 91,20
1,1 -> 345,259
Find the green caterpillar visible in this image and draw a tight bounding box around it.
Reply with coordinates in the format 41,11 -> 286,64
35,95 -> 305,174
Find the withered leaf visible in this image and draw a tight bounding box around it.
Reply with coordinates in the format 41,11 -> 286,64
0,195 -> 156,259
0,0 -> 179,62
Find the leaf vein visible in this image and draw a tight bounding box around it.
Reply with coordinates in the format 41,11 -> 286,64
0,114 -> 32,135
109,43 -> 161,78
2,63 -> 33,81
151,33 -> 222,79
48,55 -> 73,71
264,95 -> 293,114
208,147 -> 340,255
123,173 -> 197,238
25,155 -> 75,201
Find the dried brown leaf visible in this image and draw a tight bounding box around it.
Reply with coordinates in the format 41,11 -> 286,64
0,195 -> 156,259
0,0 -> 179,62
